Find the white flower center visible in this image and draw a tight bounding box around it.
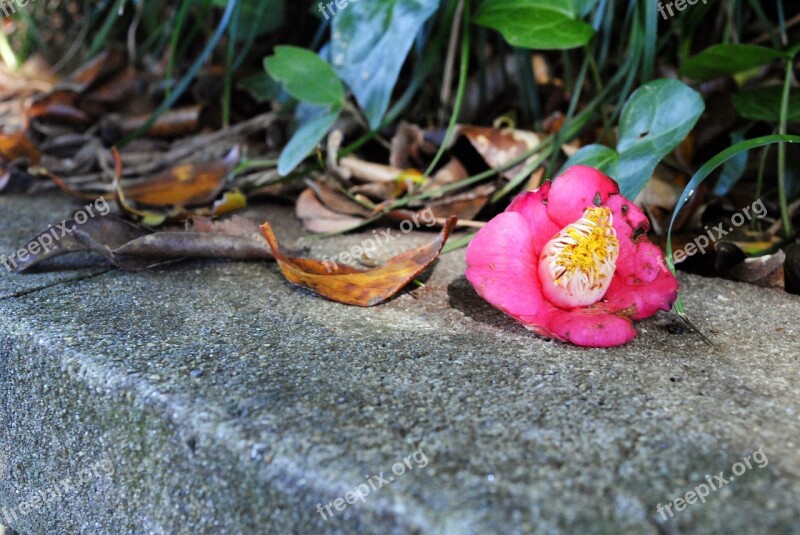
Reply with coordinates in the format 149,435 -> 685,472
538,207 -> 619,308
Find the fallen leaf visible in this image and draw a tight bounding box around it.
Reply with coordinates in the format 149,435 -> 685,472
119,105 -> 204,139
260,216 -> 457,306
0,133 -> 41,164
11,214 -> 148,272
114,216 -> 272,262
424,183 -> 494,220
122,146 -> 239,207
296,188 -> 365,234
455,125 -> 542,180
0,133 -> 41,191
725,250 -> 785,289
12,214 -> 272,272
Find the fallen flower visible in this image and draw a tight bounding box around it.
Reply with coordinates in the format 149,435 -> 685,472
465,165 -> 678,347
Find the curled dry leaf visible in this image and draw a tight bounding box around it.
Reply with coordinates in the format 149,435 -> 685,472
12,214 -> 272,273
0,133 -> 42,191
725,249 -> 786,289
119,105 -> 204,139
11,214 -> 148,273
114,216 -> 272,262
122,146 -> 239,207
260,216 -> 457,306
296,188 -> 365,234
424,183 -> 495,221
456,125 -> 542,180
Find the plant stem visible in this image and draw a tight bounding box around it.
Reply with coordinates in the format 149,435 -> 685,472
778,58 -> 794,236
423,0 -> 470,179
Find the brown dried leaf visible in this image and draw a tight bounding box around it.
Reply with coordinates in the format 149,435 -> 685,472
11,215 -> 148,273
119,105 -> 204,139
424,183 -> 494,220
456,126 -> 541,180
122,147 -> 239,207
260,217 -> 457,306
307,179 -> 373,217
0,133 -> 41,164
114,219 -> 272,262
0,133 -> 42,192
296,188 -> 364,234
726,250 -> 785,289
12,214 -> 272,273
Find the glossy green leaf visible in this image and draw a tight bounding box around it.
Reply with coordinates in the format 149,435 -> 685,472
476,0 -> 576,17
679,44 -> 784,81
278,105 -> 342,176
474,2 -> 595,50
665,134 -> 800,344
331,0 -> 441,129
265,46 -> 344,107
668,134 -> 800,267
615,79 -> 704,198
732,86 -> 800,123
561,144 -> 619,175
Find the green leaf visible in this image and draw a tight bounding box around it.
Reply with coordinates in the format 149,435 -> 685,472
278,105 -> 342,176
668,134 -> 800,267
615,79 -> 704,199
476,0 -> 576,17
679,44 -> 784,81
732,86 -> 800,123
331,0 -> 441,130
474,2 -> 594,50
665,134 -> 800,346
265,46 -> 344,107
562,144 -> 619,175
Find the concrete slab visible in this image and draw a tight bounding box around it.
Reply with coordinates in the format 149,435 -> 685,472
0,192 -> 799,534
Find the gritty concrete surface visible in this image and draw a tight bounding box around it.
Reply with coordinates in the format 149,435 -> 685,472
0,192 -> 799,534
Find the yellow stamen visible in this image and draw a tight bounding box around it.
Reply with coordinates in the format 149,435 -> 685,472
539,207 -> 619,308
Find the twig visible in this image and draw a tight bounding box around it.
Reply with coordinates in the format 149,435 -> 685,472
439,0 -> 464,124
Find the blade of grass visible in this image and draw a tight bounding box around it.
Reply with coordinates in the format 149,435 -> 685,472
666,134 -> 800,341
222,0 -> 241,127
88,0 -> 126,58
120,0 -> 239,147
777,57 -> 794,236
165,0 -> 193,98
422,0 -> 470,179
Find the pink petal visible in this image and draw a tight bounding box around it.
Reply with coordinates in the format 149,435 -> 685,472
606,194 -> 650,238
465,212 -> 558,335
603,237 -> 679,320
547,165 -> 620,227
547,309 -> 637,347
626,263 -> 679,320
588,194 -> 678,320
505,183 -> 561,255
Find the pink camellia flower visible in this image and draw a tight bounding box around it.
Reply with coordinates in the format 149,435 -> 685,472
465,165 -> 679,348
